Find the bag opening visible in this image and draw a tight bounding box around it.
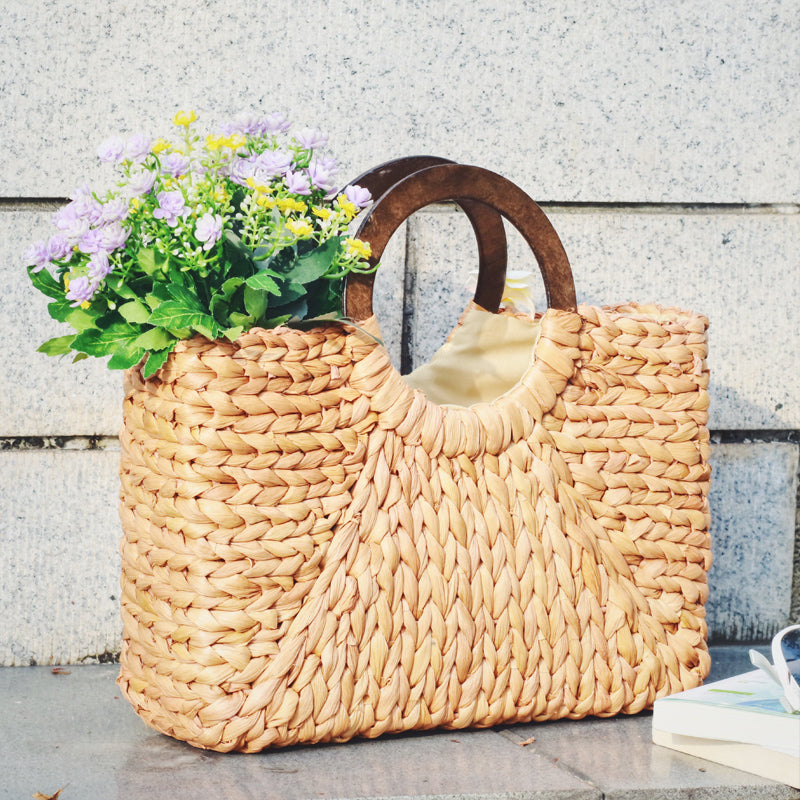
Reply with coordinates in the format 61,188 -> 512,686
403,306 -> 541,408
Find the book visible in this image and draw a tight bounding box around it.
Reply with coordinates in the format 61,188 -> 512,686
652,669 -> 800,788
653,730 -> 799,788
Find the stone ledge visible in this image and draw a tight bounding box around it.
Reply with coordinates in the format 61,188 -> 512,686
1,646 -> 797,800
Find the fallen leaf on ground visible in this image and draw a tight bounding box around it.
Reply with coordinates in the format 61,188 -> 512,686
517,735 -> 536,746
32,788 -> 65,800
51,667 -> 71,675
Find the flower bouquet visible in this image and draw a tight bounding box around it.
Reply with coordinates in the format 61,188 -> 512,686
25,110 -> 375,377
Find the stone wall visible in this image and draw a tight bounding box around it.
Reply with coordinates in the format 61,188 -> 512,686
1,0 -> 797,664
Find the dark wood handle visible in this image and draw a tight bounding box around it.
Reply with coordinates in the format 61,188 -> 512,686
343,157 -> 508,314
343,163 -> 576,320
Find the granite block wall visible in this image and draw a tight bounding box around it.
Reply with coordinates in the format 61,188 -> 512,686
0,0 -> 797,664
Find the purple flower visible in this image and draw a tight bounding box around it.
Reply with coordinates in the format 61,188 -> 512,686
60,187 -> 103,225
97,136 -> 126,163
228,156 -> 255,185
68,183 -> 93,202
220,112 -> 268,137
125,133 -> 152,164
126,170 -> 156,196
195,213 -> 223,251
53,211 -> 90,242
24,241 -> 50,272
344,184 -> 372,208
160,152 -> 190,178
316,155 -> 339,174
284,170 -> 311,195
77,228 -> 105,254
263,112 -> 290,135
152,190 -> 189,227
256,149 -> 293,178
87,252 -> 113,282
100,197 -> 129,224
294,127 -> 328,151
65,275 -> 95,306
26,234 -> 74,272
307,161 -> 335,191
47,234 -> 72,261
99,222 -> 130,252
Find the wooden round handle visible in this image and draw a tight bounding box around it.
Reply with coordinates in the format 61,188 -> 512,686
343,157 -> 508,314
343,163 -> 576,320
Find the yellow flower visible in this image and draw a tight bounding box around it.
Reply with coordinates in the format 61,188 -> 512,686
286,219 -> 313,237
223,134 -> 246,150
173,109 -> 197,127
346,238 -> 372,260
213,186 -> 230,203
336,194 -> 358,220
206,134 -> 224,151
312,206 -> 332,221
276,197 -> 307,214
246,177 -> 272,194
255,194 -> 276,209
129,197 -> 142,211
151,138 -> 171,154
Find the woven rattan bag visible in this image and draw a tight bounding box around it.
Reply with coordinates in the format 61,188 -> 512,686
118,161 -> 711,752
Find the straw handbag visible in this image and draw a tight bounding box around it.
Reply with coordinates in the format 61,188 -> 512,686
118,160 -> 712,752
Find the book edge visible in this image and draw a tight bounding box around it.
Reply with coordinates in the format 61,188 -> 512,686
652,729 -> 800,789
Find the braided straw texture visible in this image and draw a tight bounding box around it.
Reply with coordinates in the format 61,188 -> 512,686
118,304 -> 711,752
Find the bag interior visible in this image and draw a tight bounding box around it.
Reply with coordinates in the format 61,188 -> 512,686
403,306 -> 541,407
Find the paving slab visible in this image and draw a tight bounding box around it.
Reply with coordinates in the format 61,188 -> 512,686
2,647 -> 797,800
1,667 -> 595,800
501,645 -> 800,800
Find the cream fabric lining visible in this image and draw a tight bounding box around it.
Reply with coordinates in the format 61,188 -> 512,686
403,306 -> 541,408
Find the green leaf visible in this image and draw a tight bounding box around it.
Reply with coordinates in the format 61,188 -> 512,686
229,312 -> 254,327
209,294 -> 230,325
266,297 -> 307,324
37,335 -> 75,356
147,301 -> 220,340
263,313 -> 292,328
105,275 -> 140,301
134,326 -> 175,351
276,282 -> 306,304
72,352 -> 89,363
209,276 -> 246,325
108,346 -> 146,370
119,300 -> 151,324
65,305 -> 100,333
137,248 -> 166,275
72,323 -> 143,357
144,283 -> 174,309
220,277 -> 245,298
261,244 -> 295,275
243,285 -> 271,320
245,271 -> 280,294
47,298 -> 73,323
291,238 -> 341,285
141,345 -> 175,378
27,266 -> 64,300
166,283 -> 203,310
223,326 -> 244,342
223,231 -> 256,274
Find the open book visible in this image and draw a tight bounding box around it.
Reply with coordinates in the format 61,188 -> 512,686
653,629 -> 800,789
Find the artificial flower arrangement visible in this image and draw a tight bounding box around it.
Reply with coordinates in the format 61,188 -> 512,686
25,110 -> 375,378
